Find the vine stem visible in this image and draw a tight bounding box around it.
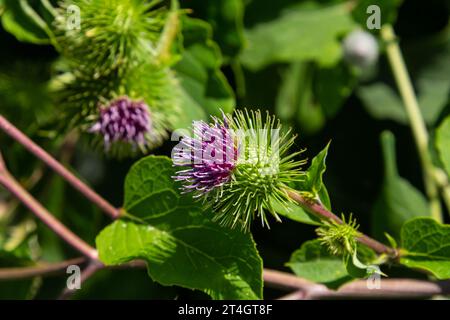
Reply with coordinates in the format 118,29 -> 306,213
285,189 -> 397,257
155,0 -> 179,65
0,258 -> 86,280
380,24 -> 442,222
2,259 -> 450,299
0,156 -> 98,261
0,114 -> 120,219
267,268 -> 450,299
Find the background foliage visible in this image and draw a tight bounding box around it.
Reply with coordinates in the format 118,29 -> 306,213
0,0 -> 449,299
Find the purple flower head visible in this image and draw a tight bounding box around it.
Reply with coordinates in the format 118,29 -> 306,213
173,116 -> 238,195
89,96 -> 152,149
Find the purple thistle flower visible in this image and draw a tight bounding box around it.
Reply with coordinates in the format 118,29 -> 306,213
89,96 -> 152,149
173,117 -> 238,195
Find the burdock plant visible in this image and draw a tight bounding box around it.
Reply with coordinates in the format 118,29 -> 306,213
173,109 -> 307,231
52,0 -> 181,156
54,0 -> 167,75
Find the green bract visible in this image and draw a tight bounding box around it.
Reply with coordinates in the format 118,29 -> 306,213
55,0 -> 166,75
51,0 -> 182,156
175,109 -> 307,231
221,110 -> 306,230
316,214 -> 360,256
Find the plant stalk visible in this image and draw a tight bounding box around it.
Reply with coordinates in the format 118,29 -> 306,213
0,155 -> 98,260
0,257 -> 86,280
0,114 -> 120,219
381,24 -> 442,222
3,259 -> 449,300
285,189 -> 397,257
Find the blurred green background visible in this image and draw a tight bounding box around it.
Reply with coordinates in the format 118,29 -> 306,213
0,0 -> 449,299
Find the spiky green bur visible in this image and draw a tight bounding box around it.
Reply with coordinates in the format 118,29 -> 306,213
51,0 -> 181,155
219,111 -> 306,230
316,214 -> 361,256
55,0 -> 166,75
53,62 -> 180,156
174,110 -> 306,231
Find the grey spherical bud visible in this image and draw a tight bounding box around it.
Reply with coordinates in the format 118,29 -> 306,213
343,30 -> 379,69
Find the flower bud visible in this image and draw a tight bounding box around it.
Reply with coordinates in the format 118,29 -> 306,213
343,30 -> 379,69
173,110 -> 306,231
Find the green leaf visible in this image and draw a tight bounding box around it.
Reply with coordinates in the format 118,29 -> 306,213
1,0 -> 55,44
275,62 -> 326,135
400,217 -> 450,279
270,200 -> 321,226
241,2 -> 356,71
276,61 -> 354,136
287,240 -> 351,288
174,17 -> 235,128
36,174 -> 65,262
276,62 -> 325,135
314,63 -> 356,118
436,116 -> 450,176
275,62 -> 307,122
344,246 -> 382,279
372,131 -> 430,240
357,83 -> 408,124
359,39 -> 450,126
181,0 -> 245,61
304,142 -> 331,198
71,268 -> 177,300
96,156 -> 263,300
0,235 -> 41,299
273,143 -> 331,225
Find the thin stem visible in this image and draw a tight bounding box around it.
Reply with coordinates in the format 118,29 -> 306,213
271,272 -> 450,300
0,257 -> 86,280
155,0 -> 179,65
381,24 -> 442,222
3,258 -> 449,299
263,269 -> 328,293
285,189 -> 397,257
0,159 -> 98,260
316,278 -> 450,299
0,115 -> 120,219
0,257 -> 145,280
264,269 -> 450,299
277,290 -> 307,300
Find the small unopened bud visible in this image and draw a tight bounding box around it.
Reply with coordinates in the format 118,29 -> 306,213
343,30 -> 379,69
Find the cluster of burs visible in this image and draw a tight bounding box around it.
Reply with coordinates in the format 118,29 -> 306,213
52,0 -> 182,156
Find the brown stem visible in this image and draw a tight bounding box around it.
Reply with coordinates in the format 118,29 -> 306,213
4,260 -> 448,300
285,189 -> 397,257
0,258 -> 86,280
265,269 -> 450,299
0,115 -> 120,219
0,161 -> 98,260
263,269 -> 328,293
0,258 -> 145,280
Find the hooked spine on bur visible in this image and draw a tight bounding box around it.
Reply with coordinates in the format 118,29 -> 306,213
54,0 -> 167,75
173,109 -> 307,231
316,214 -> 361,256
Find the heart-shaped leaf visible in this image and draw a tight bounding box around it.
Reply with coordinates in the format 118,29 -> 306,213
400,217 -> 450,279
96,156 -> 263,300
